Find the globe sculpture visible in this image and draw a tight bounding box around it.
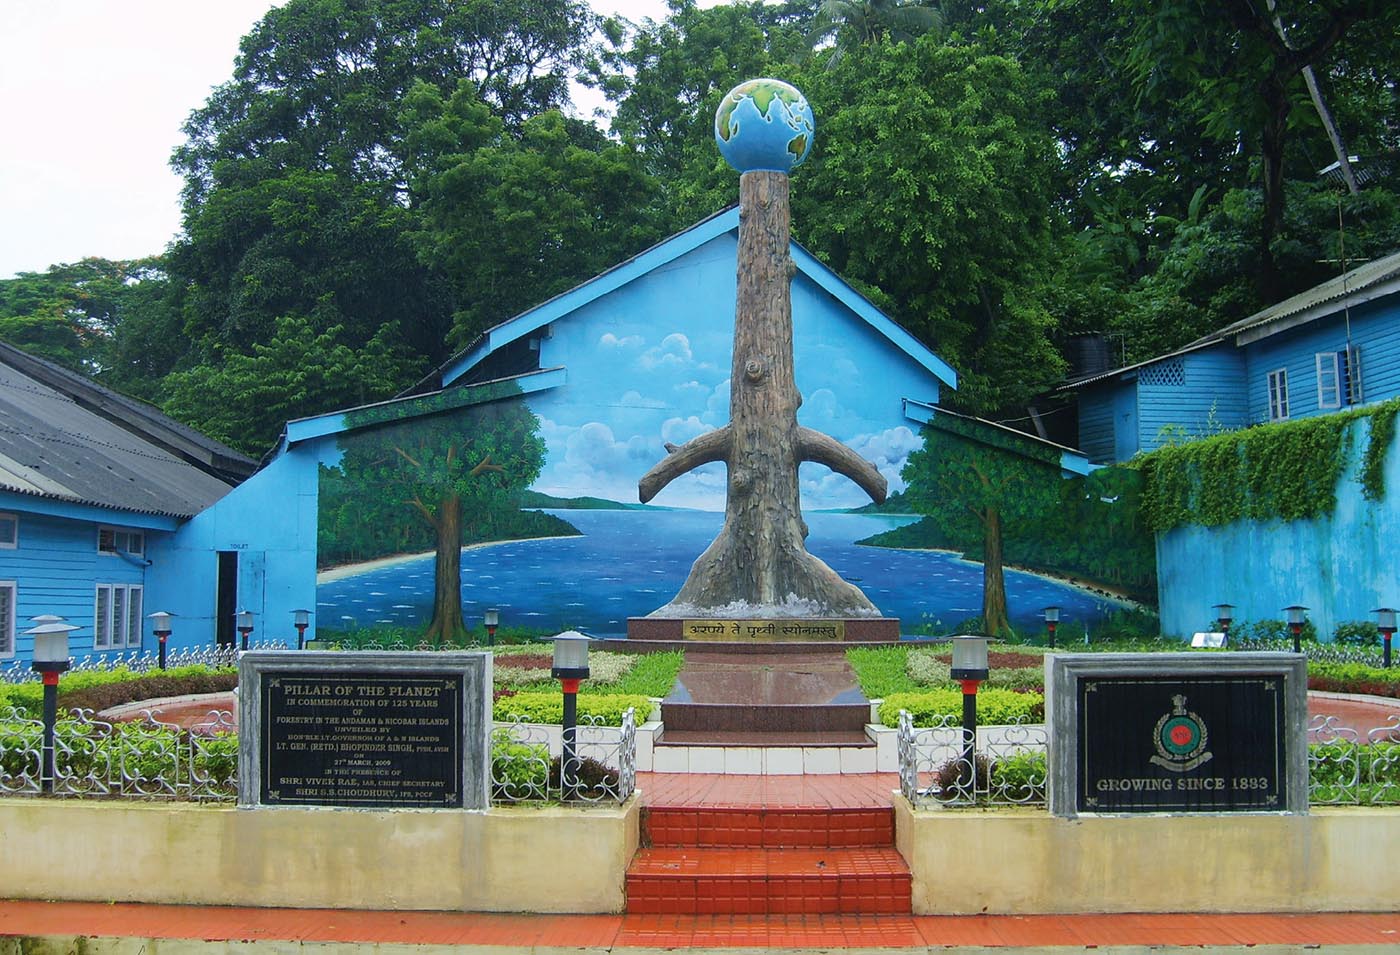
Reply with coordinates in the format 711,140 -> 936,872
714,78 -> 815,174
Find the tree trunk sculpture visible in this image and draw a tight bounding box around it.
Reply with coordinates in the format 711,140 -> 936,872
639,171 -> 887,615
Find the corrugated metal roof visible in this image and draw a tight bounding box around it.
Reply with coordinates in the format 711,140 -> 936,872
1062,249 -> 1400,391
0,356 -> 240,518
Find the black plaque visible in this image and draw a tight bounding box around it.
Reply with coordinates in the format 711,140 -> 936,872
1078,675 -> 1285,813
260,671 -> 464,808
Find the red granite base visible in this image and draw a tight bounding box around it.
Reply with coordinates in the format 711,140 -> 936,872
627,616 -> 900,643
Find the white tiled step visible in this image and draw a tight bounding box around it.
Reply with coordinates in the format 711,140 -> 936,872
643,724 -> 898,775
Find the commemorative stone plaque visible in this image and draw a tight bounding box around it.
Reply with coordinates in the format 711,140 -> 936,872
238,651 -> 491,810
1047,653 -> 1308,816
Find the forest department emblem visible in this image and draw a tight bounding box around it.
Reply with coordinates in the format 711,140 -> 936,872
1150,694 -> 1213,772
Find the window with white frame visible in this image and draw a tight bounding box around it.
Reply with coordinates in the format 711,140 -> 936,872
1317,352 -> 1342,409
0,582 -> 14,658
94,583 -> 143,650
97,526 -> 145,558
0,513 -> 15,549
1268,368 -> 1289,421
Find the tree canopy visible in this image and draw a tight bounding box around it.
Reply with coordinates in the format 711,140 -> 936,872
0,0 -> 1395,454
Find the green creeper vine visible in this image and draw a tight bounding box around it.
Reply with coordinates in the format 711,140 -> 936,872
1139,397 -> 1400,532
1361,398 -> 1399,501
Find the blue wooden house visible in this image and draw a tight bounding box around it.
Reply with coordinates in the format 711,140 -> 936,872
0,343 -> 256,664
1059,252 -> 1400,638
1064,250 -> 1400,464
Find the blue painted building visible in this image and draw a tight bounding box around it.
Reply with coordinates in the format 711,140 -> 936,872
1,208 -> 972,663
1065,250 -> 1400,464
1061,251 -> 1400,638
0,343 -> 256,663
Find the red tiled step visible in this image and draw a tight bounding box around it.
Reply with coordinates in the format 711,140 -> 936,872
645,806 -> 894,848
626,846 -> 912,915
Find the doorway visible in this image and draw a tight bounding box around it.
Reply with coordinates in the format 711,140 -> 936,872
215,551 -> 238,646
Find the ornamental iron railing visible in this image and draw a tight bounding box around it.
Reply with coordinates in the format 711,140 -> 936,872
895,709 -> 1400,809
0,642 -> 289,684
489,708 -> 637,805
897,709 -> 1048,808
0,703 -> 637,806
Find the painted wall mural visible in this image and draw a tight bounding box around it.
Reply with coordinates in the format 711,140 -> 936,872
314,234 -> 1148,638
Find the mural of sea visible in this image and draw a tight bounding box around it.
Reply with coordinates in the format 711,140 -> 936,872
316,509 -> 1131,637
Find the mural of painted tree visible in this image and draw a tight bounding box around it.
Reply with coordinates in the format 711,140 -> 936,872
328,397 -> 547,643
640,80 -> 887,615
901,415 -> 1061,636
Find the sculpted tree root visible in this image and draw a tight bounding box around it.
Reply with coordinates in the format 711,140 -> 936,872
639,171 -> 886,617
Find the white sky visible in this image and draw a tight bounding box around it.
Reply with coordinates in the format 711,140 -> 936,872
0,0 -> 675,279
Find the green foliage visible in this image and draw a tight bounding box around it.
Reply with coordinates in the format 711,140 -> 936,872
989,749 -> 1047,801
877,688 -> 1043,727
491,740 -> 551,795
0,666 -> 236,719
1140,402 -> 1400,533
1308,661 -> 1400,699
492,692 -> 652,726
1333,621 -> 1381,648
162,317 -> 419,455
794,38 -> 1066,415
905,650 -> 951,686
588,651 -> 684,699
403,82 -> 663,348
1361,399 -> 1399,502
0,259 -> 178,391
846,646 -> 919,699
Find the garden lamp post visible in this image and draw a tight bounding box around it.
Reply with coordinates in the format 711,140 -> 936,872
148,611 -> 173,670
551,631 -> 591,802
292,609 -> 312,650
1042,606 -> 1060,648
26,620 -> 78,795
950,635 -> 989,792
484,608 -> 500,647
1284,605 -> 1308,654
1213,603 -> 1234,645
1374,607 -> 1397,669
236,609 -> 254,651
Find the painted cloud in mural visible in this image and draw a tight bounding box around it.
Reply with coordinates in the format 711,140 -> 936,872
529,321 -> 921,510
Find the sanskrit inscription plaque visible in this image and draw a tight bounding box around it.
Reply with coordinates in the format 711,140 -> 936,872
238,651 -> 491,809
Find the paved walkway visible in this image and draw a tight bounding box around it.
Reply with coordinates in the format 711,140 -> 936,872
4,900 -> 1400,953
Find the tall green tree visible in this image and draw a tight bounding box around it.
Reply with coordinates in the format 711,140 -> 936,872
161,0 -> 608,446
0,258 -> 173,379
793,38 -> 1067,414
589,0 -> 813,223
162,317 -> 418,454
401,80 -> 662,348
173,0 -> 595,204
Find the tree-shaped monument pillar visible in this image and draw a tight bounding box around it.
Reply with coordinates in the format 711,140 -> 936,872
639,79 -> 887,617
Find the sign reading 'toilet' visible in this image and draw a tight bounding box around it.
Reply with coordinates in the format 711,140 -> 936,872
238,651 -> 492,810
1047,653 -> 1308,816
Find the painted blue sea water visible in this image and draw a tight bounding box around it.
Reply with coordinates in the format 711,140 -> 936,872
316,509 -> 1125,637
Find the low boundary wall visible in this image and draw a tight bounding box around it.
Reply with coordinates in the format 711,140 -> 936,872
0,798 -> 639,913
4,797 -> 1398,914
895,799 -> 1400,914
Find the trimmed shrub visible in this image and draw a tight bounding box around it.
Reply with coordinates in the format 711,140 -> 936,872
878,688 -> 1044,727
492,692 -> 651,726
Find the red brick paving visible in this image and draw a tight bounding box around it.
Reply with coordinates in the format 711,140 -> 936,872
5,901 -> 1400,949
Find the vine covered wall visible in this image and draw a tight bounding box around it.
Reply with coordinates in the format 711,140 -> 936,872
1140,397 -> 1400,532
1149,398 -> 1400,638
